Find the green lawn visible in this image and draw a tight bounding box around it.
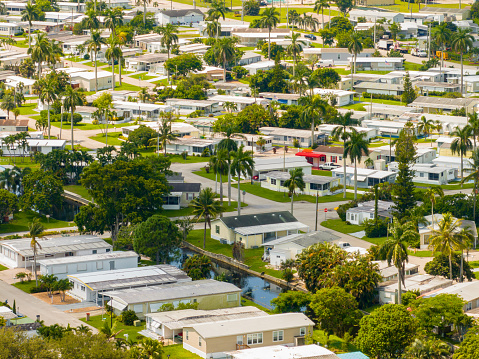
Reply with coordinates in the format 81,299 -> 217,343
50,121 -> 133,131
187,229 -> 283,279
404,62 -> 423,71
0,156 -> 40,169
64,185 -> 93,201
321,219 -> 365,234
0,264 -> 7,271
83,61 -> 108,67
13,39 -> 29,48
161,201 -> 246,217
152,78 -> 169,86
377,0 -> 466,13
13,280 -> 38,293
17,103 -> 38,116
114,82 -> 142,91
164,344 -> 201,358
89,132 -> 124,146
241,296 -> 273,314
225,6 -> 340,22
0,210 -> 71,234
312,170 -> 332,177
80,314 -> 145,342
342,103 -> 366,111
103,66 -> 135,74
129,72 -> 157,81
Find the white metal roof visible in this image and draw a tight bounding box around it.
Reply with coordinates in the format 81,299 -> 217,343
234,222 -> 309,236
226,344 -> 339,359
38,251 -> 138,266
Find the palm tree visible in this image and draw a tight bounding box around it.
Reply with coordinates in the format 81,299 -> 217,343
468,112 -> 479,151
1,94 -> 15,119
314,0 -> 329,31
458,227 -> 473,282
82,9 -> 100,31
206,21 -> 220,38
158,116 -> 177,156
231,146 -> 254,215
284,167 -> 305,215
131,338 -> 164,359
344,131 -> 369,200
206,1 -> 225,39
285,32 -> 305,77
379,218 -> 418,305
21,1 -> 41,50
209,148 -> 228,203
214,37 -> 238,82
85,30 -> 107,92
299,95 -> 327,148
259,7 -> 280,60
104,7 -> 123,36
347,31 -> 363,91
433,22 -> 451,81
417,116 -> 435,146
29,217 -> 44,287
405,337 -> 451,359
331,112 -> 360,199
48,40 -> 63,68
28,33 -> 51,79
429,212 -> 465,280
451,29 -> 474,96
424,186 -> 444,231
100,320 -> 124,341
157,23 -> 179,60
191,187 -> 224,249
38,77 -> 58,139
463,149 -> 479,223
63,86 -> 85,152
450,126 -> 473,186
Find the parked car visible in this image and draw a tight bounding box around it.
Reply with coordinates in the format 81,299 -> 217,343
305,34 -> 317,40
318,162 -> 340,170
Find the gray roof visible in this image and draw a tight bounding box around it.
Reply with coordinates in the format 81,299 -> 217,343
68,265 -> 191,291
158,9 -> 204,17
221,211 -> 298,229
188,312 -> 314,339
265,171 -> 337,185
354,82 -> 403,91
169,182 -> 201,193
263,230 -> 340,248
0,235 -> 110,257
410,96 -> 479,109
38,251 -> 138,266
105,279 -> 241,305
259,92 -> 301,100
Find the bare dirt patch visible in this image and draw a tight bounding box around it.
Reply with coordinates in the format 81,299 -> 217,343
67,306 -> 102,314
32,292 -> 80,305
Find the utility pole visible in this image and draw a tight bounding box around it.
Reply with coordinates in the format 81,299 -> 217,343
241,0 -> 244,23
427,23 -> 431,60
373,17 -> 376,46
315,193 -> 319,231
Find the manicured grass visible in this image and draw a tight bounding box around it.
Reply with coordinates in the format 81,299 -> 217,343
404,61 -> 424,71
0,156 -> 40,169
64,144 -> 92,151
363,236 -> 387,246
312,329 -> 359,353
312,170 -> 332,176
83,61 -> 108,67
412,181 -> 474,190
164,344 -> 202,358
12,280 -> 38,293
377,0 -> 466,13
50,121 -> 133,131
360,98 -> 405,106
114,82 -> 142,91
161,201 -> 246,217
129,72 -> 157,81
0,210 -> 71,234
17,103 -> 38,116
187,229 -> 283,279
321,219 -> 365,234
80,314 -> 145,342
469,260 -> 479,269
342,103 -> 366,111
165,154 -> 210,163
0,264 -> 7,271
152,78 -> 169,86
64,185 -> 93,201
241,296 -> 273,314
13,39 -> 29,48
407,249 -> 434,257
89,132 -> 124,146
103,66 -> 135,74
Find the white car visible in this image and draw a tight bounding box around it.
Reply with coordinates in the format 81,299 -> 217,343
318,162 -> 340,170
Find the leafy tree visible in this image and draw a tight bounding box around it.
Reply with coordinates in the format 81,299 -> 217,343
182,255 -> 213,280
19,58 -> 35,78
310,286 -> 362,336
214,37 -> 239,82
284,167 -> 305,215
299,95 -> 327,147
453,326 -> 479,359
164,53 -> 202,77
56,278 -> 73,302
312,68 -> 341,89
21,170 -> 63,215
129,337 -> 164,359
260,41 -> 284,59
425,252 -> 473,281
0,189 -> 18,222
271,291 -> 312,313
243,0 -> 260,15
356,304 -> 418,358
347,31 -> 363,91
411,294 -> 473,337
314,0 -> 330,31
119,310 -> 138,326
334,0 -> 353,16
190,187 -> 223,249
402,72 -> 417,104
133,215 -> 182,264
404,335 -> 451,359
129,125 -> 157,149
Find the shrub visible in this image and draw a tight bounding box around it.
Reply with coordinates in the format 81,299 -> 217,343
232,66 -> 248,79
362,93 -> 400,101
120,310 -> 139,326
181,151 -> 188,160
363,218 -> 388,238
337,200 -> 358,221
51,113 -> 83,124
282,268 -> 294,282
83,54 -> 90,60
30,284 -> 48,294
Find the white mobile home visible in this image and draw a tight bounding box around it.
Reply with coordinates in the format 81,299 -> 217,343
332,167 -> 396,188
38,251 -> 138,279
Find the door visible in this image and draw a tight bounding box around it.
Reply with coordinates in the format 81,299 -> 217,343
109,261 -> 115,270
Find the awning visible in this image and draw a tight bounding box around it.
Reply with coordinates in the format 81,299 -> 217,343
296,151 -> 324,158
355,175 -> 367,181
379,128 -> 399,134
108,300 -> 127,312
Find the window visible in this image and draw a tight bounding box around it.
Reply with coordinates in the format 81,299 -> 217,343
428,173 -> 439,181
419,172 -> 424,177
186,193 -> 194,200
310,183 -> 321,190
133,304 -> 143,313
106,248 -> 110,252
273,330 -> 284,342
80,285 -> 85,292
280,180 -> 285,187
185,330 -> 189,340
331,156 -> 337,163
271,178 -> 277,185
198,337 -> 202,347
237,336 -> 243,345
92,250 -> 97,254
300,327 -> 307,336
247,333 -> 263,345
215,225 -> 220,234
370,213 -> 374,219
227,294 -> 238,302
97,261 -> 103,270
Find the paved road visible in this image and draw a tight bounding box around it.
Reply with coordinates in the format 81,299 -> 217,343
0,280 -> 97,331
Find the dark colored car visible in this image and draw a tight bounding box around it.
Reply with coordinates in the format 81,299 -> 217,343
305,34 -> 317,40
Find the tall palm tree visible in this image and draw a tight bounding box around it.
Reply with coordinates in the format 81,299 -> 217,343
131,338 -> 164,358
451,126 -> 473,187
104,7 -> 123,36
82,9 -> 100,31
158,116 -> 177,156
417,116 -> 434,146
259,7 -> 280,60
433,22 -> 451,81
284,167 -> 305,215
379,218 -> 418,305
206,21 -> 220,38
299,95 -> 327,148
157,23 -> 179,59
429,212 -> 465,280
105,38 -> 122,91
28,33 -> 51,79
462,149 -> 479,224
451,29 -> 474,96
206,1 -> 225,39
331,112 -> 360,198
344,131 -> 369,200
85,30 -> 107,92
29,217 -> 44,287
468,112 -> 479,151
21,1 -> 41,50
231,146 -> 254,215
191,187 -> 223,249
48,40 -> 63,68
209,148 -> 228,203
214,37 -> 238,82
63,86 -> 85,152
314,0 -> 329,31
347,31 -> 363,91
458,227 -> 473,282
424,186 -> 444,230
285,32 -> 305,77
39,78 -> 58,139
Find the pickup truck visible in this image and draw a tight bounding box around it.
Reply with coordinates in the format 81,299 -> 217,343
411,48 -> 427,57
318,162 -> 340,170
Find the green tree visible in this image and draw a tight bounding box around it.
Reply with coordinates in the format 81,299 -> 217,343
417,116 -> 435,146
334,0 -> 353,16
1,94 -> 15,120
37,77 -> 58,139
214,37 -> 239,82
190,187 -> 223,249
433,22 -> 452,80
85,30 -> 107,92
284,167 -> 305,215
451,29 -> 474,96
462,148 -> 479,221
104,7 -> 123,36
129,125 -> 157,149
425,252 -> 473,281
28,217 -> 44,287
271,291 -> 312,313
404,335 -> 451,359
356,304 -> 417,358
310,286 -> 362,336
402,72 -> 417,104
157,23 -> 179,61
206,0 -> 225,39
130,337 -> 164,359
133,215 -> 182,264
105,38 -> 122,91
28,32 -> 51,78
259,7 -> 280,59
389,22 -> 400,42
0,189 -> 18,222
379,218 -> 418,305
164,53 -> 203,77
56,278 -> 73,302
285,32 -> 305,76
21,1 -> 42,50
299,95 -> 327,148
344,131 -> 369,200
63,86 -> 85,152
451,126 -> 473,187
21,170 -> 63,216
182,255 -> 213,280
231,145 -> 254,216
453,326 -> 479,359
209,148 -> 228,203
347,31 -> 363,91
314,0 -> 330,31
